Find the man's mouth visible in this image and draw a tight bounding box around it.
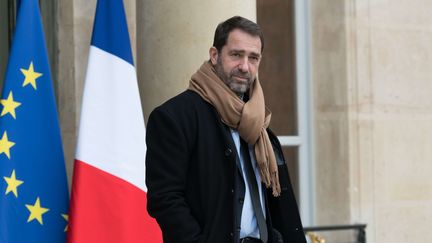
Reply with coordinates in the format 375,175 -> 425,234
232,75 -> 249,82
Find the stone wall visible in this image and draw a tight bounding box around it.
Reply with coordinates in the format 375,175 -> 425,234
312,0 -> 432,242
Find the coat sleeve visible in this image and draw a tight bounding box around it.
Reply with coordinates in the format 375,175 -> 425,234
145,107 -> 202,243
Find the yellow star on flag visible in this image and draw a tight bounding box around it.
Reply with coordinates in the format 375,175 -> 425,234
0,131 -> 15,159
62,214 -> 69,232
0,91 -> 21,119
26,197 -> 49,225
4,170 -> 24,197
21,62 -> 42,90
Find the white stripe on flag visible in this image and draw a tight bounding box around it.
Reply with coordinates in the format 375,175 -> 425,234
76,46 -> 146,192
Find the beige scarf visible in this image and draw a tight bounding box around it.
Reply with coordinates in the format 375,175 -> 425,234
189,61 -> 281,196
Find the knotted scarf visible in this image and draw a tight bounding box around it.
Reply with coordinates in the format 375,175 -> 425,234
189,61 -> 281,196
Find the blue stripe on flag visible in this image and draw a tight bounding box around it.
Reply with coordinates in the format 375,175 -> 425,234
91,0 -> 134,65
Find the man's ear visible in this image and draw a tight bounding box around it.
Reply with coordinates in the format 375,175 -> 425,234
209,47 -> 218,65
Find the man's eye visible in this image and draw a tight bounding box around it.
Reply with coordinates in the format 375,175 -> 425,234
249,56 -> 260,63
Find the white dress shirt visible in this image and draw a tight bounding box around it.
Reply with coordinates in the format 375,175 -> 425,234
230,129 -> 266,239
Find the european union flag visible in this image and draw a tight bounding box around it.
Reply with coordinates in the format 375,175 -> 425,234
0,0 -> 69,242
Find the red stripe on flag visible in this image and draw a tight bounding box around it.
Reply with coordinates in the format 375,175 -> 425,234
67,160 -> 162,243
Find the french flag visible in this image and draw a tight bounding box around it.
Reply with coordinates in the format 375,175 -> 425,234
67,0 -> 162,242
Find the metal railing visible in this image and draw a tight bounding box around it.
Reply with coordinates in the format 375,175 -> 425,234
303,224 -> 367,243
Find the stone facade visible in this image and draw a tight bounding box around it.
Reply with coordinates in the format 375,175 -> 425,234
312,0 -> 432,242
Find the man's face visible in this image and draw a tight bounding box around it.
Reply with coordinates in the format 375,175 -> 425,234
210,29 -> 262,96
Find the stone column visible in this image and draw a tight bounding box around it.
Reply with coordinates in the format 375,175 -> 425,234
136,0 -> 257,120
57,0 -> 76,186
311,0 -> 432,242
310,0 -> 351,227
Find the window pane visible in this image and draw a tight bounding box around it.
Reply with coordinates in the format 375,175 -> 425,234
258,0 -> 298,136
282,146 -> 299,201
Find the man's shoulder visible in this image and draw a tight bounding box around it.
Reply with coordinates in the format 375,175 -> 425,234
162,90 -> 203,107
150,90 -> 211,118
147,90 -> 218,133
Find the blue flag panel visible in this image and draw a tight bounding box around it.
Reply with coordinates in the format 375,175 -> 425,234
0,0 -> 69,242
91,0 -> 134,65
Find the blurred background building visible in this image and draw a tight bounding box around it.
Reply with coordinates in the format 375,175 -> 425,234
1,0 -> 431,242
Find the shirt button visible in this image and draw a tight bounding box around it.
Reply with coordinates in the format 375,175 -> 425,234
231,189 -> 234,193
224,148 -> 232,157
239,198 -> 244,204
230,232 -> 234,237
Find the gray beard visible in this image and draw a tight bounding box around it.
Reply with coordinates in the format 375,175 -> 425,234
214,58 -> 253,96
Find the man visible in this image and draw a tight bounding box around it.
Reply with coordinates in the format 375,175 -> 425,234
146,16 -> 306,243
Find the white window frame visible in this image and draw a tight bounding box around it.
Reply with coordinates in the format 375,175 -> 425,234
277,0 -> 315,226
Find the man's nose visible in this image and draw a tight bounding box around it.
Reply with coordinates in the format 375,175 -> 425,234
238,58 -> 249,73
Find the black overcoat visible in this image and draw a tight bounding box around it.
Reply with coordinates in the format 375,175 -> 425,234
146,90 -> 306,243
